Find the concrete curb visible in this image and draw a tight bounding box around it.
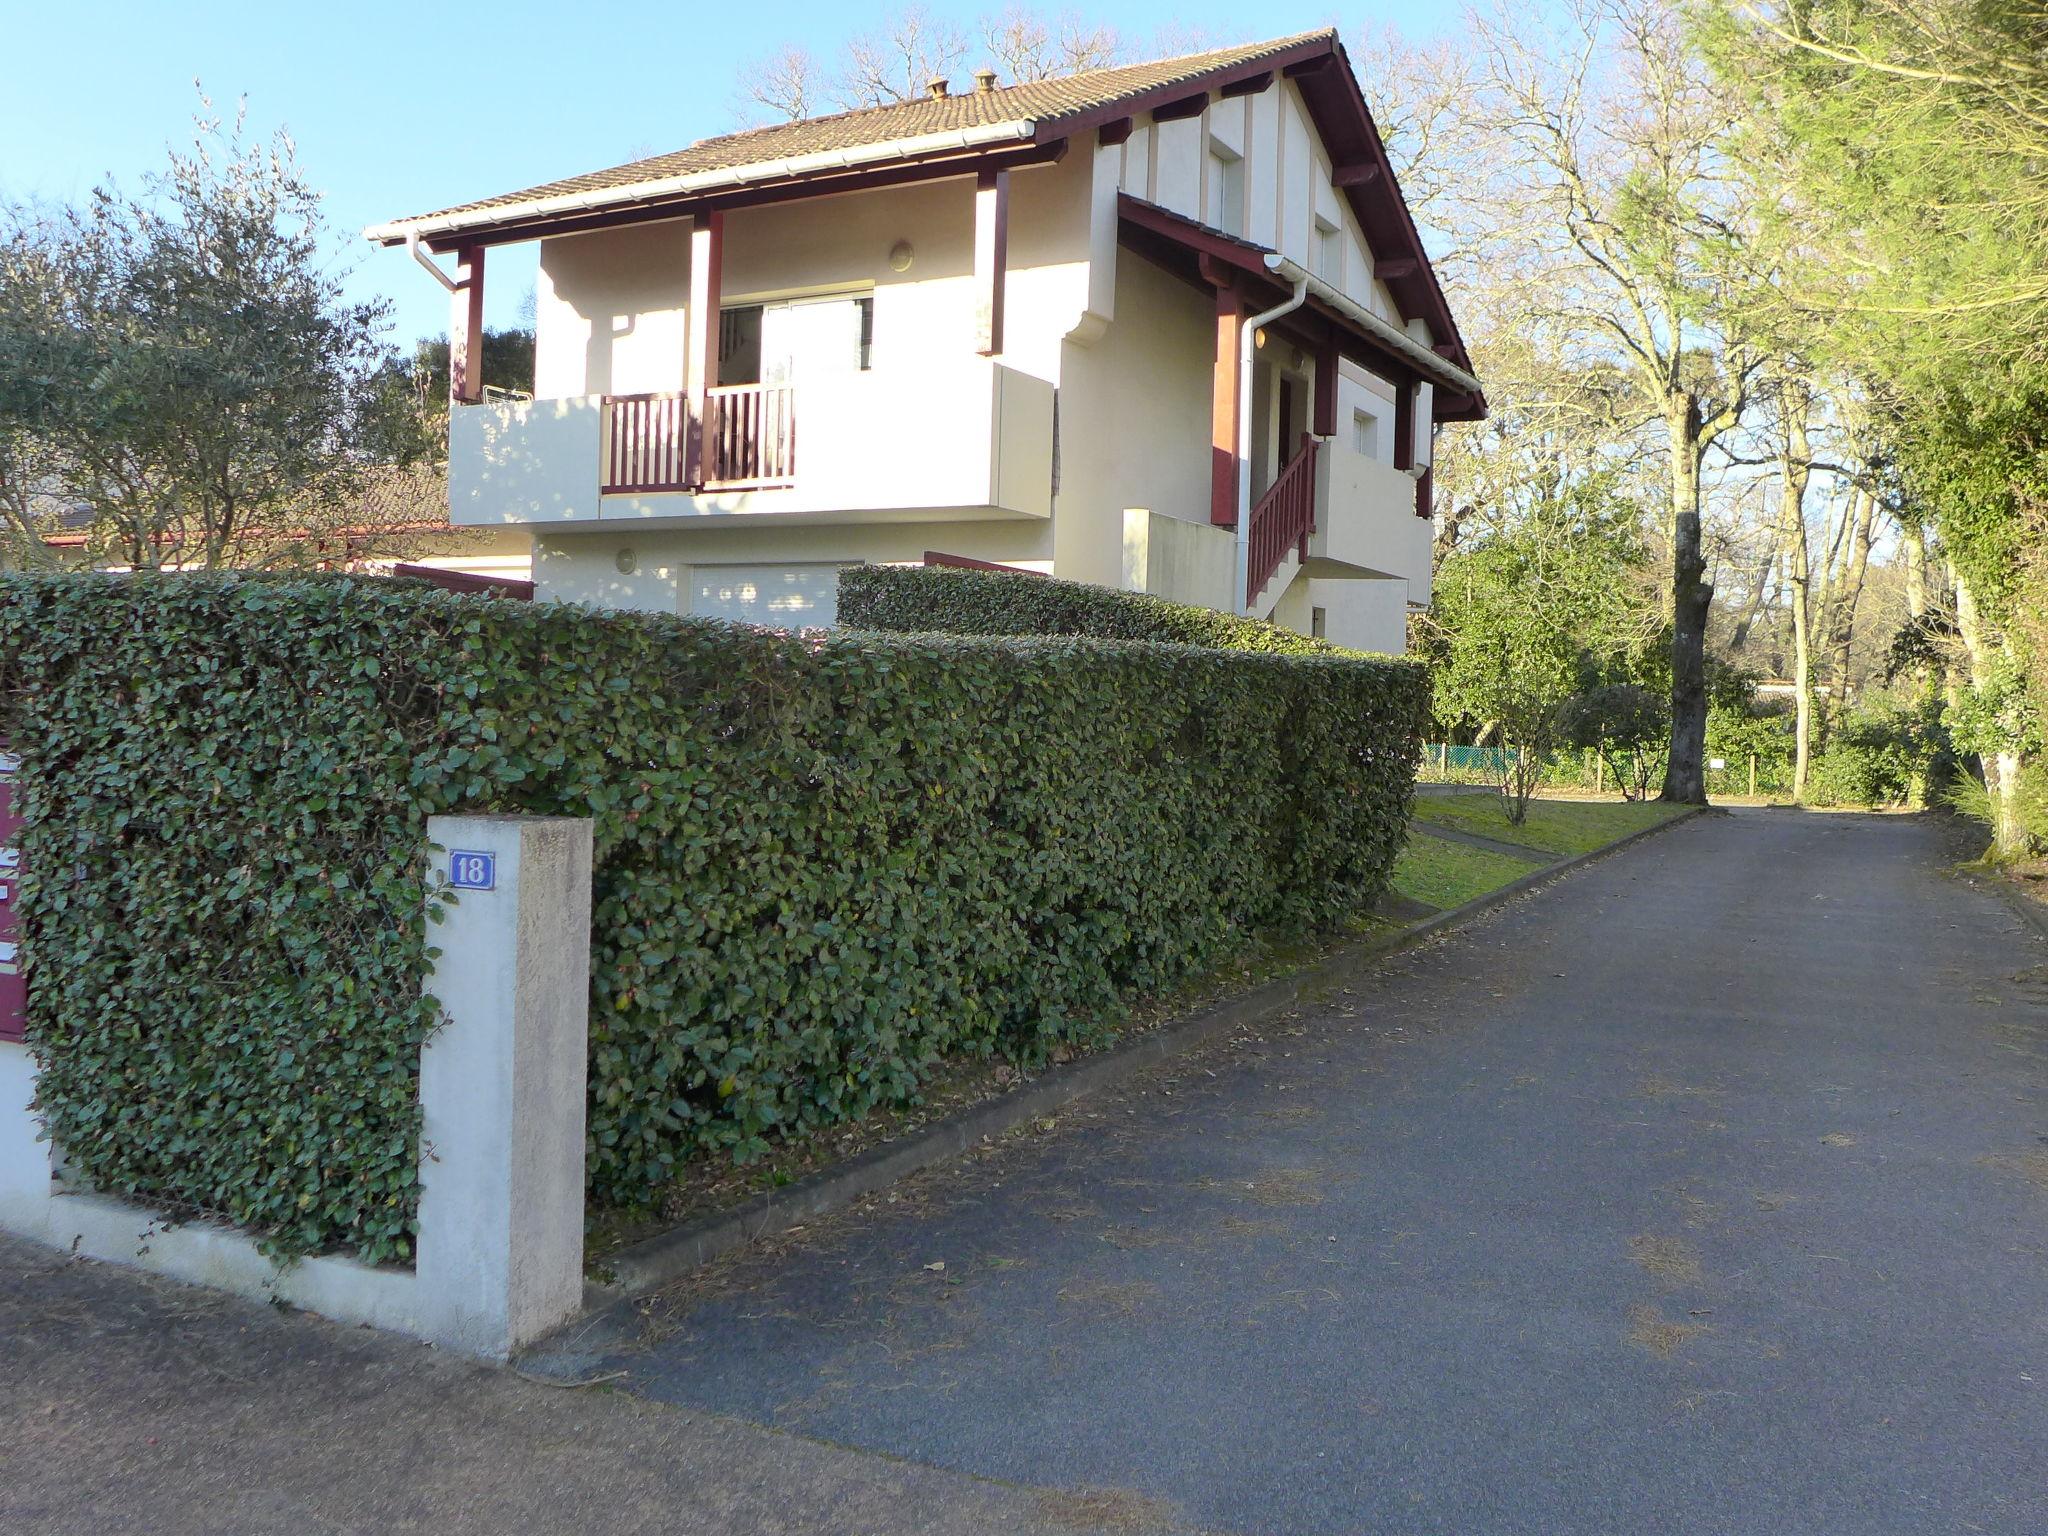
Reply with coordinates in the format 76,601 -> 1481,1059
589,804 -> 1706,1303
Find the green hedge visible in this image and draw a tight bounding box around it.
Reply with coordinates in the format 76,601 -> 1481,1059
0,573 -> 1425,1257
838,563 -> 1354,655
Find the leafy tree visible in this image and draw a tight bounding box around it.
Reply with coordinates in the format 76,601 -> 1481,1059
364,327 -> 536,466
0,101 -> 403,570
1702,0 -> 2048,849
1422,478 -> 1662,821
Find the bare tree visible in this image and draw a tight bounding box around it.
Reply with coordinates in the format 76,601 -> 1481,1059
981,7 -> 1122,80
1378,0 -> 1762,801
739,44 -> 826,123
840,6 -> 972,108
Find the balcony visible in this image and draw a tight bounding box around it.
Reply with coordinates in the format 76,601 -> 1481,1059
449,358 -> 1054,529
1306,442 -> 1434,600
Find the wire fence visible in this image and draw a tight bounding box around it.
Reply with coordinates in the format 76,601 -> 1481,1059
1418,745 -> 1794,799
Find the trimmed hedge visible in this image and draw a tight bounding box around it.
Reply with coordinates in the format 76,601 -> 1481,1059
838,563 -> 1352,654
0,573 -> 1426,1257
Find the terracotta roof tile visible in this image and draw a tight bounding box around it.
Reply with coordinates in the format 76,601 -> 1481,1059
383,32 -> 1332,230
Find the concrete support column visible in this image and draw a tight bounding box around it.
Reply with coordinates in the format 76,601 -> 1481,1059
684,213 -> 724,487
418,814 -> 594,1360
974,169 -> 1009,356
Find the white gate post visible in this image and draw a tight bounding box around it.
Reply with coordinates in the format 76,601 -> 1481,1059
417,814 -> 594,1360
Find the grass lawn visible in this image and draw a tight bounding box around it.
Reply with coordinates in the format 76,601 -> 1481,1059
1390,834 -> 1541,911
1411,794 -> 1687,858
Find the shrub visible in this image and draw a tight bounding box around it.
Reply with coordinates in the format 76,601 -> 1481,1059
837,563 -> 1346,654
1806,695 -> 1950,808
0,573 -> 1427,1253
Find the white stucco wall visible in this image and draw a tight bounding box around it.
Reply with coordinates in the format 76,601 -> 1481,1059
1309,575 -> 1413,655
1055,251 -> 1215,586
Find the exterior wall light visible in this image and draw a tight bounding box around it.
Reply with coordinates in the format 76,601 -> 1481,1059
615,548 -> 638,575
888,240 -> 914,273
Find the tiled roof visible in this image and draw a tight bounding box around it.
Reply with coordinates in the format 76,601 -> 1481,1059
378,32 -> 1333,232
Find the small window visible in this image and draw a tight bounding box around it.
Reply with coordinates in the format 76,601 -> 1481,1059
856,296 -> 874,372
1208,143 -> 1245,235
1352,408 -> 1379,460
1315,216 -> 1342,284
1311,606 -> 1327,640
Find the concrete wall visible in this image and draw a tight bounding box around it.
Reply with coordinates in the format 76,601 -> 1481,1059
0,816 -> 597,1362
1055,251 -> 1216,588
1309,575 -> 1412,654
1121,508 -> 1233,611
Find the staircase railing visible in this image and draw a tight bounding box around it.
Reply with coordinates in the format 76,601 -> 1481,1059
1246,435 -> 1319,608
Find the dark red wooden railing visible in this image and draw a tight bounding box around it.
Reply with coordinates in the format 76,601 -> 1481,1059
601,386 -> 796,495
1246,435 -> 1320,608
603,393 -> 687,494
702,384 -> 796,490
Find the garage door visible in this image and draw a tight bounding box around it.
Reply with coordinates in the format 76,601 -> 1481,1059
688,564 -> 845,629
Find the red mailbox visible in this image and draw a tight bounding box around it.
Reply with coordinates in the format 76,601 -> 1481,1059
0,741 -> 21,1043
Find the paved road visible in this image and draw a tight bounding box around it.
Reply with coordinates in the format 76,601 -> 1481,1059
589,809 -> 2048,1534
6,810 -> 2047,1534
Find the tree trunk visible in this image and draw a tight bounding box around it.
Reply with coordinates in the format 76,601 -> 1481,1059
1955,573 -> 2027,857
1823,487 -> 1875,727
1661,396 -> 1710,804
1776,395 -> 1815,802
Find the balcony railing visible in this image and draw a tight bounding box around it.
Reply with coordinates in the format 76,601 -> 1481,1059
600,383 -> 796,495
702,383 -> 795,491
603,394 -> 687,494
1247,435 -> 1320,604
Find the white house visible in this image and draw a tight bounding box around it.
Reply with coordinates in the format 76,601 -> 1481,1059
366,30 -> 1484,651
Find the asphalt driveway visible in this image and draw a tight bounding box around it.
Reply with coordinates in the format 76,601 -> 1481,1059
6,809 -> 2046,1534
589,809 -> 2048,1534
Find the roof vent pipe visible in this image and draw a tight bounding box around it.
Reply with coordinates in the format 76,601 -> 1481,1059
974,68 -> 998,93
927,76 -> 950,99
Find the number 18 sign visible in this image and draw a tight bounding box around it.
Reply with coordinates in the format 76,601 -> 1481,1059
448,850 -> 496,891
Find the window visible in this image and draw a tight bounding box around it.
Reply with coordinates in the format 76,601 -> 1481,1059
717,294 -> 871,385
1315,216 -> 1342,285
1311,606 -> 1327,640
1207,143 -> 1245,235
1351,408 -> 1380,460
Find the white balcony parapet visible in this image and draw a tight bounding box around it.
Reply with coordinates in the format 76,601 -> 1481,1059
450,358 -> 1053,529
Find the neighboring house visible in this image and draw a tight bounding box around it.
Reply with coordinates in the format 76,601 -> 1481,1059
365,29 -> 1484,651
27,466 -> 533,583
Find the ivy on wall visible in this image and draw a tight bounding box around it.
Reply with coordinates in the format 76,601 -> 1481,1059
0,572 -> 1426,1257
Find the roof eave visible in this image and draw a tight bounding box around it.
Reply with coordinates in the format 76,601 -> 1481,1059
364,119 -> 1039,247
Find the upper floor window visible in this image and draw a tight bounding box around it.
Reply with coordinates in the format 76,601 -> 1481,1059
1352,408 -> 1380,461
719,293 -> 873,385
1315,216 -> 1343,286
1207,142 -> 1245,236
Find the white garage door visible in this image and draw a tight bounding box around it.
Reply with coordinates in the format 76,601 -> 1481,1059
688,564 -> 844,629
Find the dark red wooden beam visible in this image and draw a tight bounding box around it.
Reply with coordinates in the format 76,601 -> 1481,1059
1374,257 -> 1420,281
1220,72 -> 1272,98
1151,92 -> 1208,122
1331,163 -> 1380,188
1098,117 -> 1133,146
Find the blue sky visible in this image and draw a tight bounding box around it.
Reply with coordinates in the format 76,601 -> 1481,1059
2,1 -> 1472,351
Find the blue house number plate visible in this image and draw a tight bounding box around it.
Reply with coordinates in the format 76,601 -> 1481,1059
449,850 -> 496,891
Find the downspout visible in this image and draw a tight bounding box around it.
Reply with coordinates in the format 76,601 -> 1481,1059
1235,272 -> 1310,614
407,230 -> 459,292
